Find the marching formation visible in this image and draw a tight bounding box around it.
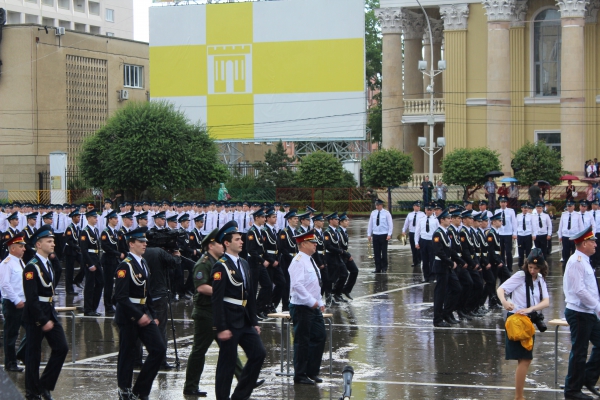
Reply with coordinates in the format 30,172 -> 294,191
0,200 -> 359,399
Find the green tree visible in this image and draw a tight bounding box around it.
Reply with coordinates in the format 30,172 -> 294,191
253,140 -> 297,187
79,100 -> 228,195
296,151 -> 345,188
511,141 -> 563,186
362,148 -> 414,187
441,147 -> 502,200
365,0 -> 382,90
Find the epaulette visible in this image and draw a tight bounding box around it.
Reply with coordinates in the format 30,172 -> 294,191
218,258 -> 227,263
3,256 -> 10,263
123,257 -> 132,262
27,257 -> 39,266
578,256 -> 582,262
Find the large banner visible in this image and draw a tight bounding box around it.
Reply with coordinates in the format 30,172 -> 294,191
149,0 -> 365,141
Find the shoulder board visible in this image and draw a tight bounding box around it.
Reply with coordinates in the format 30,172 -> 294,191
218,258 -> 227,263
578,256 -> 582,262
435,227 -> 442,233
3,256 -> 10,263
27,257 -> 39,266
123,257 -> 132,262
293,253 -> 302,261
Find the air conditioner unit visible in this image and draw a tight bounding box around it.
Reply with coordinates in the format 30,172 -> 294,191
118,89 -> 129,101
55,27 -> 65,36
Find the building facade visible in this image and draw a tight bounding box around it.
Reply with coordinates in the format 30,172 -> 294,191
378,0 -> 600,176
0,0 -> 133,38
0,24 -> 148,190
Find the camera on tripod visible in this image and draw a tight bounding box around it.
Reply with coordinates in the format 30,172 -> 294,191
146,229 -> 186,252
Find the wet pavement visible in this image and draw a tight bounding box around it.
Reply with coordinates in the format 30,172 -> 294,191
1,217 -> 581,399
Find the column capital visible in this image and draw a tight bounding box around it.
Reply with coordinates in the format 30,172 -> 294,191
511,0 -> 529,27
423,19 -> 445,45
375,7 -> 403,34
556,0 -> 589,19
482,0 -> 516,22
440,4 -> 470,31
401,9 -> 425,40
585,0 -> 600,23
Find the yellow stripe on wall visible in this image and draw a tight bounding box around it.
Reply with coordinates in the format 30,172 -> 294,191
206,2 -> 253,45
207,94 -> 254,140
150,45 -> 207,97
253,39 -> 364,94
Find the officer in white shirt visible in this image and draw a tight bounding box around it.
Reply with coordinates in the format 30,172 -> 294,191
415,203 -> 438,281
516,203 -> 533,267
562,226 -> 600,399
402,201 -> 424,267
494,196 -> 518,271
532,201 -> 553,258
579,200 -> 596,232
0,232 -> 27,372
478,200 -> 493,229
52,205 -> 67,261
590,199 -> 600,270
237,202 -> 251,259
367,199 -> 394,273
559,200 -> 584,272
288,231 -> 326,385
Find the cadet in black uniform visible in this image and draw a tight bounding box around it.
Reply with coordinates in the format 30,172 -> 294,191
101,210 -> 123,315
338,213 -> 359,300
22,212 -> 38,263
64,210 -> 82,295
262,207 -> 285,315
432,210 -> 464,327
474,213 -> 492,314
457,210 -> 482,320
246,209 -> 272,319
2,212 -> 21,259
189,214 -> 205,263
79,209 -> 104,316
117,212 -> 134,256
22,225 -> 69,400
114,227 -> 166,400
276,210 -> 299,311
211,221 -> 266,400
323,213 -> 349,305
487,212 -> 508,309
177,213 -> 196,295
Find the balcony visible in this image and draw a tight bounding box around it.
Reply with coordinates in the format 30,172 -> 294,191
402,98 -> 445,124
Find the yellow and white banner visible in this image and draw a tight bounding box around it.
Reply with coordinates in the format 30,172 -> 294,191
149,0 -> 365,141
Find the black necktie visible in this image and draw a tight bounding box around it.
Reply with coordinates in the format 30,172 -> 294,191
237,259 -> 246,287
502,211 -> 506,226
568,213 -> 571,230
141,259 -> 148,276
539,214 -> 543,229
244,214 -> 247,229
46,260 -> 54,283
19,260 -> 25,270
55,216 -> 59,230
95,228 -> 99,238
217,214 -> 220,228
426,218 -> 430,233
272,227 -> 276,236
376,211 -> 380,226
522,215 -> 526,231
309,257 -> 323,287
412,213 -> 416,227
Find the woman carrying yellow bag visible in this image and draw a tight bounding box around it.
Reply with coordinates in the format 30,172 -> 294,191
497,248 -> 550,400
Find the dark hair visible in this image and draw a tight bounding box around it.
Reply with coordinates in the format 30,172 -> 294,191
222,232 -> 241,248
522,259 -> 548,280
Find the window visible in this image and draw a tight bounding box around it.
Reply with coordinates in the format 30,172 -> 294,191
90,25 -> 101,34
59,20 -> 71,29
74,23 -> 86,32
536,131 -> 561,154
42,17 -> 55,27
124,65 -> 143,88
25,0 -> 38,4
88,1 -> 100,16
534,9 -> 561,96
42,0 -> 54,6
7,12 -> 21,24
106,32 -> 114,37
25,14 -> 39,24
58,0 -> 70,9
106,9 -> 114,22
74,0 -> 85,13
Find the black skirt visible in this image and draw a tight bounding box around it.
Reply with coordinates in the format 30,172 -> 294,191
504,313 -> 534,360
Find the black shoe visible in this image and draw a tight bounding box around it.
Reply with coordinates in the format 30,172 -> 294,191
172,294 -> 180,302
25,394 -> 41,400
161,362 -> 175,370
118,387 -> 134,400
489,303 -> 502,310
254,379 -> 266,388
5,363 -> 24,372
84,312 -> 101,317
40,389 -> 54,400
294,376 -> 315,385
565,392 -> 593,400
444,315 -> 460,325
308,375 -> 323,383
434,321 -> 452,327
257,311 -> 268,320
180,293 -> 191,300
75,282 -> 83,289
183,389 -> 207,397
342,292 -> 354,300
105,306 -> 115,315
282,306 -> 289,312
585,383 -> 600,397
185,291 -> 194,297
333,295 -> 348,303
457,310 -> 473,321
371,270 -> 380,273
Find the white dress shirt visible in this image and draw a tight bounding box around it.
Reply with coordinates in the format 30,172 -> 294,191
402,211 -> 424,234
564,250 -> 600,316
0,254 -> 26,304
367,208 -> 393,236
494,207 -> 517,236
581,211 -> 596,232
0,212 -> 7,232
237,211 -> 251,233
516,213 -> 533,236
593,209 -> 600,234
558,211 -> 584,239
289,251 -> 323,308
532,212 -> 553,237
499,270 -> 549,312
415,215 -> 438,242
225,253 -> 247,286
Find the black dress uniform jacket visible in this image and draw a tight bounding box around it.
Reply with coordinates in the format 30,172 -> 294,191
246,225 -> 265,267
312,229 -> 325,267
486,228 -> 503,267
114,254 -> 156,324
22,255 -> 58,326
432,227 -> 464,273
459,227 -> 478,270
188,228 -> 204,261
80,225 -> 101,268
63,223 -> 81,256
323,226 -> 347,266
476,228 -> 490,266
117,226 -> 130,256
262,226 -> 279,267
277,226 -> 298,266
101,227 -> 121,264
2,226 -> 19,258
211,255 -> 258,332
23,225 -> 37,263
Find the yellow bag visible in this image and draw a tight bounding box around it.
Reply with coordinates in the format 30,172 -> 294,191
505,313 -> 535,351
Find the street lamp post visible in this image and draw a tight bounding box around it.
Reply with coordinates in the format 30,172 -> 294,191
416,0 -> 445,178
